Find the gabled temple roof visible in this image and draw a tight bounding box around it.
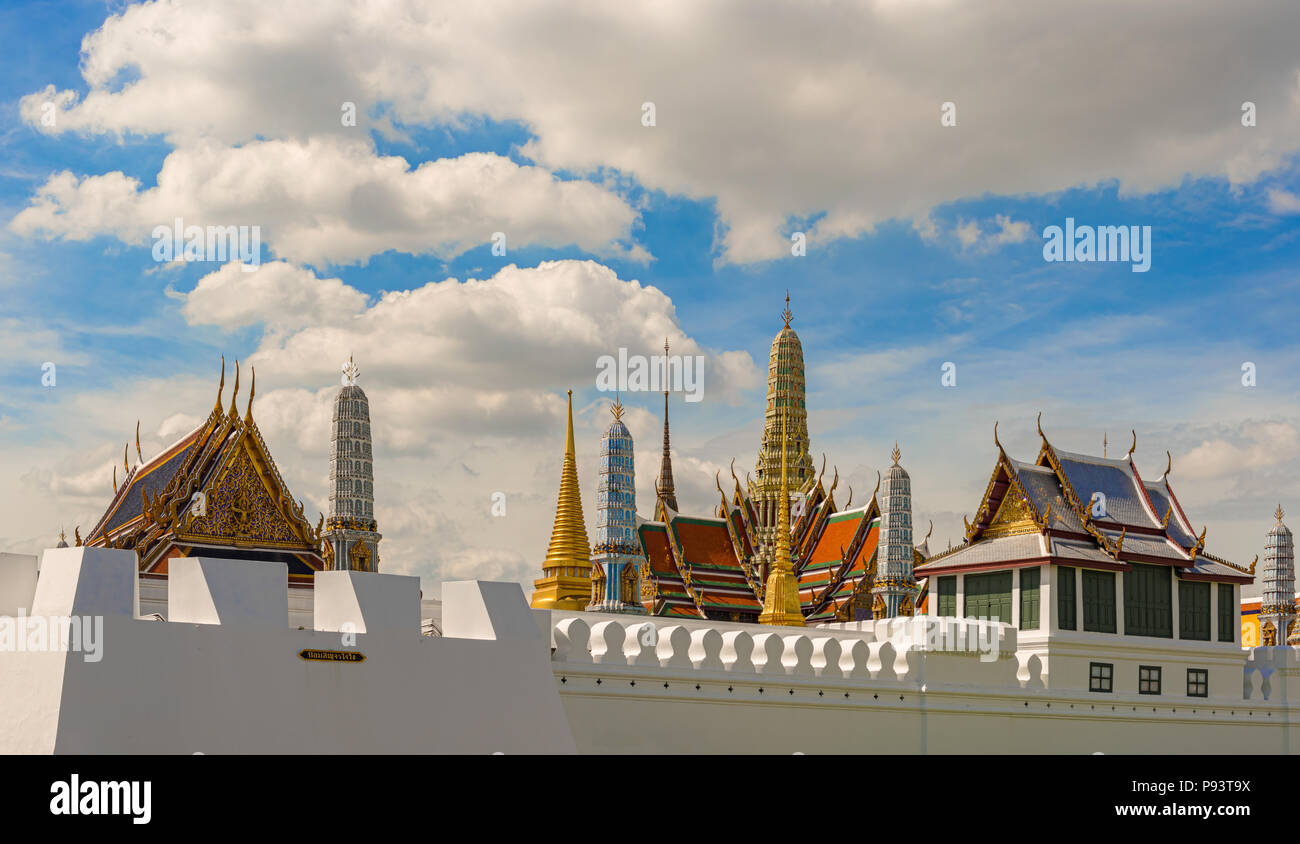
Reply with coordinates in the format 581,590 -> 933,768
917,420 -> 1253,584
83,360 -> 325,582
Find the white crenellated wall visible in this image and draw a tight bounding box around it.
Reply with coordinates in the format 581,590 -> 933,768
0,547 -> 1297,754
0,548 -> 575,754
546,611 -> 1299,754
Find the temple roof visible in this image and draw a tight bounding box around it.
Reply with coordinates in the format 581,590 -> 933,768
83,360 -> 325,582
916,421 -> 1254,583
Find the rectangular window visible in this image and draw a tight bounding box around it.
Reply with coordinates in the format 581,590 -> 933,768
1179,580 -> 1211,641
1058,566 -> 1076,630
1020,567 -> 1040,630
1082,570 -> 1116,633
1139,665 -> 1162,695
1124,563 -> 1172,638
1217,584 -> 1235,643
1187,668 -> 1208,698
964,571 -> 1013,623
937,576 -> 956,617
1089,662 -> 1113,693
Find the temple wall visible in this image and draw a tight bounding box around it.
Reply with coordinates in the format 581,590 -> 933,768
0,549 -> 574,754
0,549 -> 1297,755
549,611 -> 1299,754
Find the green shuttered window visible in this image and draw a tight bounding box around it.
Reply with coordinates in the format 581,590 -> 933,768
937,576 -> 956,617
1058,566 -> 1077,630
1179,580 -> 1211,641
964,571 -> 1012,624
1217,584 -> 1235,643
1124,563 -> 1171,638
1020,567 -> 1040,630
1082,570 -> 1116,633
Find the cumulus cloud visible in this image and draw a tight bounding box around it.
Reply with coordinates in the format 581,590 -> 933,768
17,0 -> 1300,263
10,140 -> 645,266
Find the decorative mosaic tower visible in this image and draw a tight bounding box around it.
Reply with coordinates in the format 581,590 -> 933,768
530,390 -> 593,610
587,398 -> 646,614
757,409 -> 804,626
1260,505 -> 1296,646
323,357 -> 381,571
751,294 -> 814,576
871,444 -> 917,618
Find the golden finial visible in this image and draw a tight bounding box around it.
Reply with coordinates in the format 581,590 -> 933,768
74,526 -> 82,546
245,366 -> 256,422
1116,526 -> 1127,555
1036,411 -> 1045,440
530,390 -> 592,610
610,395 -> 624,421
112,464 -> 117,494
229,360 -> 240,416
891,442 -> 901,466
215,356 -> 225,412
993,421 -> 1002,451
844,485 -> 854,508
758,404 -> 803,626
123,444 -> 129,473
135,420 -> 143,462
1125,429 -> 1136,460
924,520 -> 934,542
1276,504 -> 1285,524
782,291 -> 792,328
828,466 -> 839,497
729,458 -> 740,489
343,355 -> 360,386
1162,450 -> 1172,481
871,469 -> 881,499
58,527 -> 66,545
715,470 -> 724,495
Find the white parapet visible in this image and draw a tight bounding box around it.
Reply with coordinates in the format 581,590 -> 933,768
169,557 -> 289,627
33,546 -> 138,618
0,552 -> 576,753
314,569 -> 421,635
0,553 -> 38,616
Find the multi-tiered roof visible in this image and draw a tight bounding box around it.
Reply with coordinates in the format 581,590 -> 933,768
914,417 -> 1254,586
84,359 -> 326,583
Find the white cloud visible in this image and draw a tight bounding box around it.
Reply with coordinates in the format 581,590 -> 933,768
10,140 -> 645,266
1267,188 -> 1300,214
15,0 -> 1300,264
183,262 -> 368,332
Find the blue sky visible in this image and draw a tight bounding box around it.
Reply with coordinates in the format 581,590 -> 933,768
2,0 -> 1299,591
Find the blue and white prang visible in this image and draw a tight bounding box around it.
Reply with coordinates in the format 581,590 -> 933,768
589,398 -> 646,614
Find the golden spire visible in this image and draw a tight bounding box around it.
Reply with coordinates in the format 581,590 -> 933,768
215,356 -> 225,412
782,291 -> 792,328
135,420 -> 143,463
530,390 -> 593,610
112,464 -> 117,495
245,366 -> 256,422
891,442 -> 901,466
229,360 -> 240,417
759,406 -> 804,626
1278,504 -> 1286,524
610,395 -> 624,422
123,444 -> 129,473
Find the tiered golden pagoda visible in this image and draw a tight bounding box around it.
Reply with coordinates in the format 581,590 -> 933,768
530,390 -> 594,610
757,409 -> 804,626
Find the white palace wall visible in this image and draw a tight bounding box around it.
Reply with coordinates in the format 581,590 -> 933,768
0,548 -> 1298,754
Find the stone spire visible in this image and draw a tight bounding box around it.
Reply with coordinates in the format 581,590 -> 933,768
758,408 -> 804,626
751,294 -> 814,576
531,391 -> 593,610
1260,504 -> 1296,646
656,338 -> 678,512
871,443 -> 918,618
323,355 -> 382,571
587,397 -> 647,614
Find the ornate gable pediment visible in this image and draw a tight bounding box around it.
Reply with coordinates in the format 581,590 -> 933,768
178,426 -> 318,551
